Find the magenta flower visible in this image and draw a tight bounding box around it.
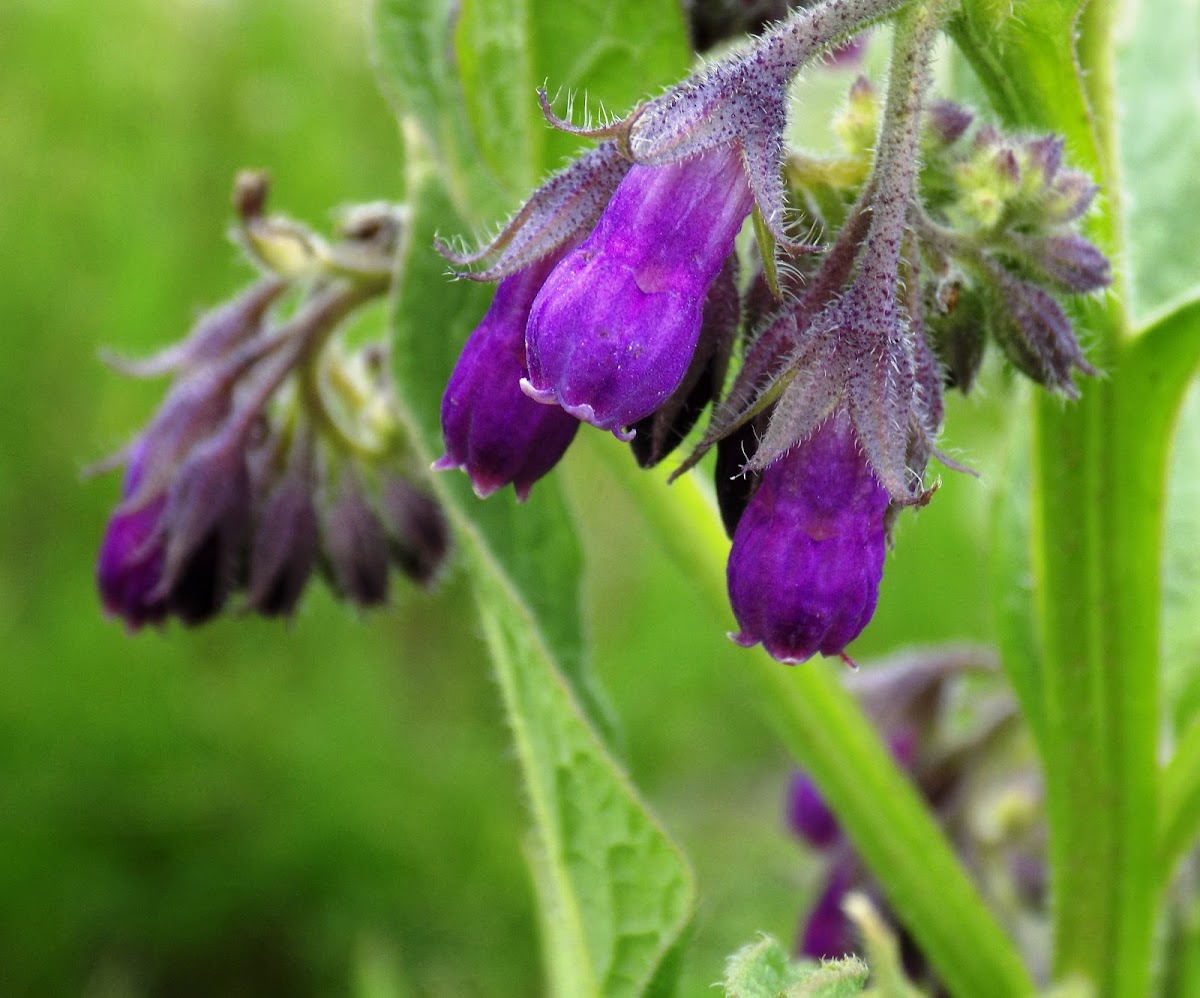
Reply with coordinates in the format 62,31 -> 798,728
435,249 -> 581,500
726,409 -> 890,664
522,145 -> 755,438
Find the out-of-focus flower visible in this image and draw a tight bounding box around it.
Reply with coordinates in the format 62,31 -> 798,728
95,175 -> 451,630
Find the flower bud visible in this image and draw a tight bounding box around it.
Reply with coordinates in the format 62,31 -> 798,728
323,473 -> 390,607
523,145 -> 755,437
1016,232 -> 1112,295
245,472 -> 319,618
800,864 -> 856,960
925,99 -> 973,147
380,475 -> 451,586
727,410 -> 890,664
985,266 -> 1097,396
96,444 -> 168,630
156,432 -> 253,624
786,771 -> 840,849
927,280 -> 988,392
435,251 -> 581,500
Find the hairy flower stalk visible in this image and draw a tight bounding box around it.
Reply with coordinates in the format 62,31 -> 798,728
96,176 -> 451,629
724,1 -> 947,664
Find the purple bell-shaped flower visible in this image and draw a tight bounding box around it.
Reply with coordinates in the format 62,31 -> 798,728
436,250 -> 581,500
726,409 -> 890,664
521,144 -> 755,438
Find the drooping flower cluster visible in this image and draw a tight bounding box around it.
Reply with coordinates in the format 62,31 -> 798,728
434,0 -> 1110,665
96,175 -> 449,630
784,648 -> 1048,985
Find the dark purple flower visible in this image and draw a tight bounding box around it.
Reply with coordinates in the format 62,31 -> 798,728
435,250 -> 580,500
522,144 -> 755,438
786,771 -> 840,849
727,409 -> 890,664
96,444 -> 168,630
800,863 -> 857,960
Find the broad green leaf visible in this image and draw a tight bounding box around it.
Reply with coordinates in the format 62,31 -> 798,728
1116,0 -> 1200,318
1162,383 -> 1200,735
723,935 -> 868,998
986,399 -> 1047,754
371,0 -> 509,220
386,148 -> 694,995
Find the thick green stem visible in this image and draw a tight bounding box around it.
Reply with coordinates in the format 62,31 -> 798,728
950,3 -> 1160,993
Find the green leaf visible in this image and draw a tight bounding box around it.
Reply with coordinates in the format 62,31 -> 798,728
1159,717 -> 1200,885
986,398 -> 1047,754
387,150 -> 694,996
723,935 -> 868,998
374,0 -> 690,223
371,0 -> 508,220
1116,0 -> 1200,318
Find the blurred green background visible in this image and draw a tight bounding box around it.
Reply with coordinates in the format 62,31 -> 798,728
1,0 -> 1196,995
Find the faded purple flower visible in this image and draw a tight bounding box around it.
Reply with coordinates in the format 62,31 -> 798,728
323,471 -> 391,608
96,176 -> 453,628
380,474 -> 451,586
245,470 -> 320,618
786,770 -> 840,848
435,249 -> 581,500
727,409 -> 890,664
96,443 -> 168,631
522,145 -> 755,438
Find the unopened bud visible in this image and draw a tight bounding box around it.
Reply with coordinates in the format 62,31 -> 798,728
323,473 -> 390,607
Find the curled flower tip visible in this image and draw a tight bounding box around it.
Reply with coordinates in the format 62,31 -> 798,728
726,410 -> 890,664
525,144 -> 755,436
537,86 -> 628,140
438,250 -> 581,501
440,143 -> 631,281
380,476 -> 451,586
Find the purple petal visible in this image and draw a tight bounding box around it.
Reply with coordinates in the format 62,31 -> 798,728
525,145 -> 754,436
438,251 -> 581,501
727,410 -> 890,664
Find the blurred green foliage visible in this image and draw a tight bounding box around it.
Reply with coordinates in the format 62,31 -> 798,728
2,0 -> 1193,995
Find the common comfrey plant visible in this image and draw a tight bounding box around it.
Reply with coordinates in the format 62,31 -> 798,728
94,0 -> 1200,995
95,174 -> 449,629
434,0 -> 1107,666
